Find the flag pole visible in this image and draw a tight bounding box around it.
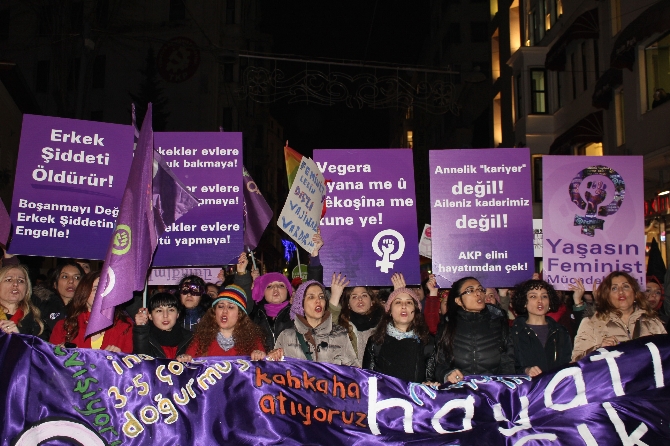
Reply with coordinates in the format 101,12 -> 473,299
296,248 -> 302,279
142,279 -> 148,308
249,248 -> 257,270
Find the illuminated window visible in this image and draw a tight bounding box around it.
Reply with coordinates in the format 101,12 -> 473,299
509,0 -> 521,53
580,142 -> 603,156
493,93 -> 502,146
530,69 -> 548,114
615,89 -> 625,146
644,32 -> 670,111
407,130 -> 414,149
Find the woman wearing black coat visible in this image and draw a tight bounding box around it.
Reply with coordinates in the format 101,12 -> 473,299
511,279 -> 572,376
434,276 -> 514,384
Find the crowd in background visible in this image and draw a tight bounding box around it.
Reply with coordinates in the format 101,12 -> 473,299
1,234 -> 668,385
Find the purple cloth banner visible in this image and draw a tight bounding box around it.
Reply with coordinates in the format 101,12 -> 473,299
243,166 -> 273,250
542,156 -> 645,290
152,132 -> 243,266
9,114 -> 134,259
2,333 -> 670,445
314,149 -> 420,286
430,149 -> 534,287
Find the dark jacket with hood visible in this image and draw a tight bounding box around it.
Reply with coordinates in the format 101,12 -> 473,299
511,316 -> 572,374
435,304 -> 514,382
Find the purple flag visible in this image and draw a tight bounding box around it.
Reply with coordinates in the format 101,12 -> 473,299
0,199 -> 10,246
243,166 -> 273,250
87,105 -> 197,335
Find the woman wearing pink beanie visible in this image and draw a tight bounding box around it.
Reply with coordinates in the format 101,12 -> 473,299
362,283 -> 435,383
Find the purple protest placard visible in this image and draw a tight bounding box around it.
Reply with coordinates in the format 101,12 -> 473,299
313,149 -> 420,286
152,132 -> 243,266
542,156 -> 645,290
9,115 -> 134,259
430,148 -> 534,287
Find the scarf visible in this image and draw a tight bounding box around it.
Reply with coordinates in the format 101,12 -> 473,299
264,301 -> 289,318
349,306 -> 382,332
150,324 -> 182,347
216,332 -> 235,351
3,308 -> 24,323
386,322 -> 419,341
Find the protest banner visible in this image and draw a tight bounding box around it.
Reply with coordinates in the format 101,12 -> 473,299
314,149 -> 420,286
152,132 -> 244,266
419,224 -> 432,259
278,157 -> 325,253
542,156 -> 645,290
430,148 -> 534,287
9,115 -> 134,259
148,267 -> 220,285
2,333 -> 670,445
533,219 -> 542,258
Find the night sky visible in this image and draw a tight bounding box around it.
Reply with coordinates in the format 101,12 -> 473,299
259,0 -> 431,154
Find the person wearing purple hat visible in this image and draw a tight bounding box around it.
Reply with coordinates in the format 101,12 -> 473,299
235,231 -> 325,350
362,284 -> 435,382
268,280 -> 357,366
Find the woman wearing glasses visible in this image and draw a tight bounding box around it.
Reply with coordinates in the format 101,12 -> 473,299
178,275 -> 209,331
434,276 -> 514,384
572,271 -> 666,361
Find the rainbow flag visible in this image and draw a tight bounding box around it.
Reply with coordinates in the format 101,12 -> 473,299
284,144 -> 303,189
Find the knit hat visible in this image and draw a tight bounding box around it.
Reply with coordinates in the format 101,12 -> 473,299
384,287 -> 422,313
289,280 -> 325,321
251,272 -> 293,303
212,285 -> 247,314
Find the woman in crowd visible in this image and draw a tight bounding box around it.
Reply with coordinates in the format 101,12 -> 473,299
0,265 -> 46,339
244,232 -> 324,350
435,276 -> 514,384
184,285 -> 266,360
332,280 -> 384,367
50,272 -> 133,353
645,276 -> 668,326
39,261 -> 85,335
572,271 -> 666,361
269,280 -> 357,366
134,292 -> 193,360
178,275 -> 209,331
511,279 -> 572,377
362,287 -> 434,382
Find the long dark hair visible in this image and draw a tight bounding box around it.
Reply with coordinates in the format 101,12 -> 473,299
595,271 -> 654,320
371,291 -> 430,345
62,271 -> 128,340
50,261 -> 85,297
436,276 -> 478,362
337,286 -> 384,331
191,307 -> 265,357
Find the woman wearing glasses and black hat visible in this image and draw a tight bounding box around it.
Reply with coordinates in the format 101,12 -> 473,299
434,276 -> 514,384
177,275 -> 210,331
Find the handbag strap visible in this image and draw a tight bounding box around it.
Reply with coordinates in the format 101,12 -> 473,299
295,331 -> 313,361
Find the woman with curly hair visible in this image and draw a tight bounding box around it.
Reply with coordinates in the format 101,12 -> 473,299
434,276 -> 514,384
511,279 -> 572,377
184,285 -> 266,360
0,265 -> 46,339
362,286 -> 434,382
50,271 -> 133,352
572,271 -> 666,361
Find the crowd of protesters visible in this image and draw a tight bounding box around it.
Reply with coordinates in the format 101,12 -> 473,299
1,235 -> 668,385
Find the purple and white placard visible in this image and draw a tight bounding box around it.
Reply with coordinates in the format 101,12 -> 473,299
314,149 -> 420,286
9,115 -> 134,259
152,132 -> 243,266
542,156 -> 645,290
430,148 -> 534,287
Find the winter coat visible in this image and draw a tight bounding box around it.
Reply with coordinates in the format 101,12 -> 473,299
3,309 -> 48,340
511,316 -> 572,374
330,303 -> 380,366
434,305 -> 514,382
247,263 -> 323,350
572,308 -> 667,361
274,312 -> 358,366
132,324 -> 193,359
50,312 -> 133,353
363,334 -> 435,382
37,294 -> 68,338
